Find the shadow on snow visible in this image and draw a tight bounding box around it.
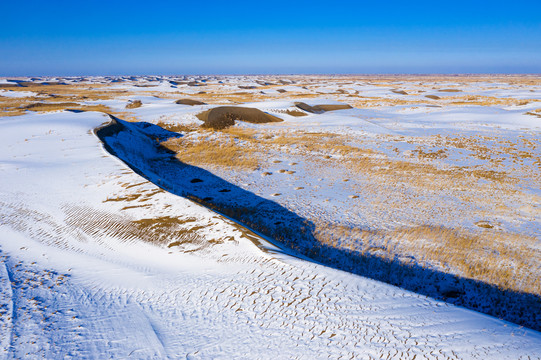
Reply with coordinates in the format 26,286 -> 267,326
96,115 -> 541,332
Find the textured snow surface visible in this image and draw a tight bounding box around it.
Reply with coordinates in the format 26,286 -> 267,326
1,111 -> 540,359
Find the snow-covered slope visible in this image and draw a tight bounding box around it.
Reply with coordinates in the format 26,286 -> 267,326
1,111 -> 541,359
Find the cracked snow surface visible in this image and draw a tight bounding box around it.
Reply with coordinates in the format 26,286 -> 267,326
1,112 -> 540,359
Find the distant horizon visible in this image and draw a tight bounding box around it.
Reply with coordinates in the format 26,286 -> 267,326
2,73 -> 541,78
2,0 -> 540,76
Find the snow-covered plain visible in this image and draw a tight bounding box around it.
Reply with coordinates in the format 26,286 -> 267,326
1,75 -> 541,359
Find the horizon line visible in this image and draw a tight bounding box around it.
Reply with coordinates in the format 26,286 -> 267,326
2,73 -> 541,78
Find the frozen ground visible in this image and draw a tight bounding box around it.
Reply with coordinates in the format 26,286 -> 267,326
1,75 -> 541,358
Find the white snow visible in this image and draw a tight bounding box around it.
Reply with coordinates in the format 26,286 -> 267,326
0,90 -> 41,98
1,108 -> 541,359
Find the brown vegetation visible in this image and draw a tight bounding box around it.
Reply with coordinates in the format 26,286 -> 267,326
391,89 -> 408,95
157,121 -> 540,296
155,121 -> 199,133
313,223 -> 540,294
161,133 -> 260,170
295,102 -> 352,114
126,100 -> 142,109
285,109 -> 308,117
196,106 -> 283,129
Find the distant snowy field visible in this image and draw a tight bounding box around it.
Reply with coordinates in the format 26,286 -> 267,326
1,75 -> 540,359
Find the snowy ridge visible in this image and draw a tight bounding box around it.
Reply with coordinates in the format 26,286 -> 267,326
96,115 -> 541,332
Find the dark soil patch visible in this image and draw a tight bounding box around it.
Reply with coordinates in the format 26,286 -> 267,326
391,89 -> 408,95
197,106 -> 283,130
295,102 -> 352,114
425,95 -> 441,100
176,99 -> 207,106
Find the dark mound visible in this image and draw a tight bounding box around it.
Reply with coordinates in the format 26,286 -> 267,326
256,80 -> 276,86
294,102 -> 352,114
425,95 -> 441,100
175,99 -> 207,106
197,106 -> 283,130
285,109 -> 308,117
439,88 -> 462,92
317,104 -> 353,112
391,89 -> 408,95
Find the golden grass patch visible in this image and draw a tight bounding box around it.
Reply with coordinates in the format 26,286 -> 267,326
314,223 -> 540,294
155,121 -> 199,133
157,121 -> 540,295
161,130 -> 261,170
125,100 -> 142,109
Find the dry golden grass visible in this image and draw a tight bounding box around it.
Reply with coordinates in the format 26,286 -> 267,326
346,93 -> 535,109
3,83 -> 130,101
525,108 -> 541,118
313,223 -> 540,294
125,100 -> 142,109
155,121 -> 199,133
0,98 -> 115,116
0,90 -> 140,121
157,121 -> 540,295
446,95 -> 531,106
161,128 -> 260,170
63,203 -> 229,251
159,125 -> 538,194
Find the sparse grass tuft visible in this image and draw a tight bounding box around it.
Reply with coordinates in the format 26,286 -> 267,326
156,121 -> 199,133
126,100 -> 142,109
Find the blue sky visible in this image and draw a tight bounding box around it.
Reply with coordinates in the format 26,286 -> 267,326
1,0 -> 540,75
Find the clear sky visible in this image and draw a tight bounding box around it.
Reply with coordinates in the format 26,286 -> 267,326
1,0 -> 540,75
